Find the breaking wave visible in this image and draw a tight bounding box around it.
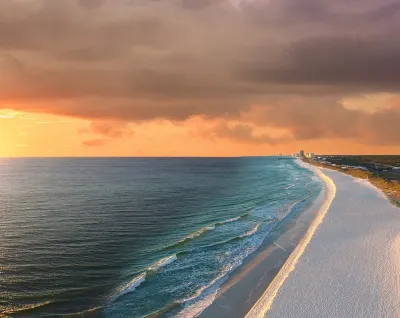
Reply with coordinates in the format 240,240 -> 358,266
2,301 -> 54,315
216,216 -> 241,225
162,212 -> 251,251
148,255 -> 178,272
175,265 -> 233,318
240,223 -> 261,238
111,255 -> 177,301
179,266 -> 232,304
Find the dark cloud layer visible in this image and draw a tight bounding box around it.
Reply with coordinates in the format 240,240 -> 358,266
1,0 -> 400,145
209,122 -> 293,145
259,101 -> 400,145
242,37 -> 400,89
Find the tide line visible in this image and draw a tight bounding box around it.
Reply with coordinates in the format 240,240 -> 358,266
245,165 -> 336,318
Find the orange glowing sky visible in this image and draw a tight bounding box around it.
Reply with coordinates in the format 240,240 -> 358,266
2,107 -> 399,157
1,0 -> 399,157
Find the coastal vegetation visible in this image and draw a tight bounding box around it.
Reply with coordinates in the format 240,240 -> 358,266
321,155 -> 400,167
303,157 -> 400,207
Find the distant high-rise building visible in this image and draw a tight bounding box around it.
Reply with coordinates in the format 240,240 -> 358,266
299,150 -> 305,157
305,152 -> 315,159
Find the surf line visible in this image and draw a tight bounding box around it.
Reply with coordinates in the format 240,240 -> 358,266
245,166 -> 336,318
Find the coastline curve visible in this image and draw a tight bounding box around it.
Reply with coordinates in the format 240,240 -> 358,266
245,164 -> 336,318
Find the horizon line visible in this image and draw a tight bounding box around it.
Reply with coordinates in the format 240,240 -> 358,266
1,154 -> 399,159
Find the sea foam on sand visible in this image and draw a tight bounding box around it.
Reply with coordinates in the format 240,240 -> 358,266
247,166 -> 400,318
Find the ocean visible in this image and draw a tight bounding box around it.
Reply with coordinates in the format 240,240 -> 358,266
0,157 -> 322,317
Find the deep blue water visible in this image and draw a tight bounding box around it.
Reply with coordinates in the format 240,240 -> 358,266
0,157 -> 322,317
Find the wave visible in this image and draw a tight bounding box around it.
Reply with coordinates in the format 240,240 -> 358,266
186,226 -> 215,240
216,216 -> 241,225
284,184 -> 295,190
272,179 -> 316,234
176,265 -> 233,317
287,199 -> 303,215
240,223 -> 261,238
144,220 -> 275,316
176,221 -> 269,318
140,266 -> 234,318
162,226 -> 215,250
276,180 -> 314,222
185,236 -> 244,253
148,255 -> 177,272
216,212 -> 251,225
111,255 -> 177,301
180,265 -> 232,304
192,221 -> 274,251
182,223 -> 271,253
55,305 -> 103,317
113,273 -> 146,300
275,197 -> 305,223
161,213 -> 251,251
3,301 -> 54,315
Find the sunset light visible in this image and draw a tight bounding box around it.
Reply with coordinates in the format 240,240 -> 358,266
0,0 -> 399,157
1,1 -> 399,317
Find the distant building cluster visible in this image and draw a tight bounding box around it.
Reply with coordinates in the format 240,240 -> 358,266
292,150 -> 315,159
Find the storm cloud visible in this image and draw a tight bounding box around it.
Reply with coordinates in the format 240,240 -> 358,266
1,0 -> 400,145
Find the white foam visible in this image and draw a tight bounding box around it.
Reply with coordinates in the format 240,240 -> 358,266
283,198 -> 303,219
176,219 -> 271,317
148,255 -> 177,272
217,216 -> 241,225
176,289 -> 219,318
182,225 -> 215,242
111,254 -> 177,301
240,223 -> 261,238
113,273 -> 146,300
169,214 -> 248,249
177,265 -> 233,317
3,301 -> 54,315
179,266 -> 232,304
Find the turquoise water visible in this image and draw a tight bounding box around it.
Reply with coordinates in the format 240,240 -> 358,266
0,157 -> 322,317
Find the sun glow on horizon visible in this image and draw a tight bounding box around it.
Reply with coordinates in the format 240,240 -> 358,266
1,108 -> 400,158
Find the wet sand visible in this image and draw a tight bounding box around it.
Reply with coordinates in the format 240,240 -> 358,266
199,162 -> 329,317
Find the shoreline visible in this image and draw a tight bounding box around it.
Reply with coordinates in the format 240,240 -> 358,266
199,160 -> 332,317
264,168 -> 400,317
244,164 -> 336,318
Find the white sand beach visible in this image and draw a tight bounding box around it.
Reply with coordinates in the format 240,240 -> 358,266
247,167 -> 400,318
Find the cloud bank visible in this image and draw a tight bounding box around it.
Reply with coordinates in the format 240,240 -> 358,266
1,0 -> 400,145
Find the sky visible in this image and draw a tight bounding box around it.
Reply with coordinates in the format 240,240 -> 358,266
1,0 -> 400,157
